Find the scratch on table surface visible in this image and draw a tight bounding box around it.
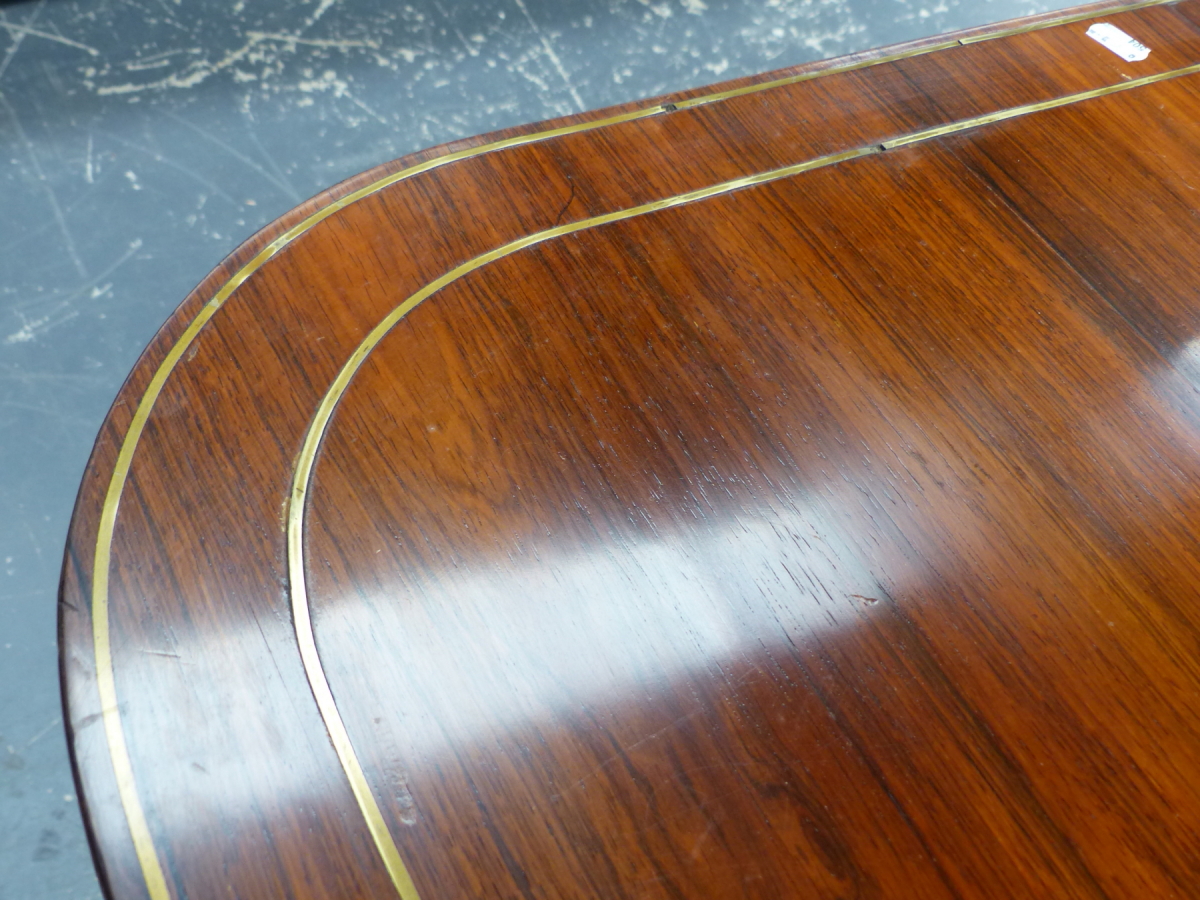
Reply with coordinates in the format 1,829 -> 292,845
139,649 -> 182,659
548,708 -> 708,801
689,819 -> 717,858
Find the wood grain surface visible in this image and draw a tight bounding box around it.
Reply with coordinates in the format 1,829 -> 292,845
60,1 -> 1200,897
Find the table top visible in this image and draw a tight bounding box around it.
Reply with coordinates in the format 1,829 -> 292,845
61,1 -> 1200,896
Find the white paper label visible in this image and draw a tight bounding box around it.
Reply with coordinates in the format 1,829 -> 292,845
1086,23 -> 1151,62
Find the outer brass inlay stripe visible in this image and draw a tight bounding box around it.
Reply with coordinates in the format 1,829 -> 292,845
89,89 -> 667,900
87,4 -> 1187,898
91,291 -> 236,900
674,0 -> 1176,109
958,0 -> 1172,43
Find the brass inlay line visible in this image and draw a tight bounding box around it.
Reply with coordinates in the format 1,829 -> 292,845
674,0 -> 1176,110
284,143 -> 876,900
289,57 -> 1200,895
87,3 -> 1188,897
89,96 -> 668,900
957,0 -> 1172,43
880,60 -> 1200,149
91,290 -> 238,900
286,509 -> 423,899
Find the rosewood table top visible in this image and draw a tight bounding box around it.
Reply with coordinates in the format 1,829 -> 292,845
61,2 -> 1200,896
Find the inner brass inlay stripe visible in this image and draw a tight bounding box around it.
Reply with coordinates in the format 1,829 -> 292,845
285,147 -> 880,900
87,76 -> 669,900
87,4 -> 1188,898
882,60 -> 1200,148
91,286 -> 245,900
289,57 -> 1200,896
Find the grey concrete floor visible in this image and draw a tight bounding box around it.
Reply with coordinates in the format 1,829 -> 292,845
0,0 -> 1068,895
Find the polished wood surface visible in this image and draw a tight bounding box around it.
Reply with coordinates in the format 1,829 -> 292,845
61,2 -> 1200,897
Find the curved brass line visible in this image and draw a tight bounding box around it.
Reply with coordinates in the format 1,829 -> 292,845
87,101 -> 669,900
284,141 -> 877,900
286,515 -> 424,898
288,57 -> 1200,897
91,287 -> 237,900
88,4 -> 1181,897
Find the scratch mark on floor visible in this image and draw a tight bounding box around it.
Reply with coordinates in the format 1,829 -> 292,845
0,0 -> 45,82
305,0 -> 342,30
245,32 -> 379,50
345,90 -> 389,126
121,46 -> 204,72
241,119 -> 301,203
0,21 -> 99,57
0,588 -> 48,603
21,517 -> 44,561
100,126 -> 239,205
0,90 -> 87,279
163,111 -> 300,201
4,239 -> 142,344
242,120 -> 300,200
96,29 -> 379,95
0,369 -> 107,384
0,394 -> 86,419
23,716 -> 62,749
432,0 -> 484,59
511,0 -> 586,112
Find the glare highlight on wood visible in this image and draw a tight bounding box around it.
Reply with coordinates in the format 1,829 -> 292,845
61,1 -> 1200,897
